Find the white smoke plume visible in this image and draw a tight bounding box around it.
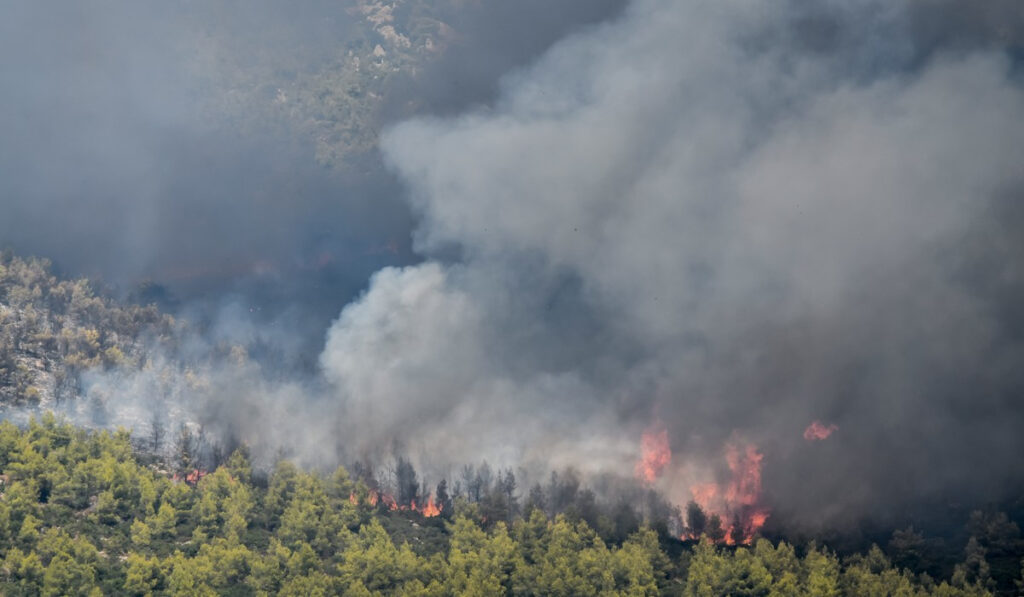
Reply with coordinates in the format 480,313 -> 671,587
319,0 -> 1024,526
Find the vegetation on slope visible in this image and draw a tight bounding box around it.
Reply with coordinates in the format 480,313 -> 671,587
0,416 -> 1012,596
0,253 -> 175,408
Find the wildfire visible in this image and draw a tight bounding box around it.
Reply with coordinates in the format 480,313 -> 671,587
750,510 -> 769,529
803,420 -> 838,441
351,489 -> 443,517
630,420 -> 771,545
368,489 -> 397,510
725,443 -> 763,507
690,483 -> 718,509
172,469 -> 207,486
635,423 -> 671,483
685,442 -> 770,545
415,495 -> 442,517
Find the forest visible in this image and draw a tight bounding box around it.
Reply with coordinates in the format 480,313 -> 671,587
0,415 -> 1017,596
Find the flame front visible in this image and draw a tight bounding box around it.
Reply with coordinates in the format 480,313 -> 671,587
723,443 -> 769,544
725,443 -> 763,507
635,423 -> 671,483
370,489 -> 397,510
633,420 -> 769,545
684,442 -> 770,545
351,490 -> 442,517
419,495 -> 442,517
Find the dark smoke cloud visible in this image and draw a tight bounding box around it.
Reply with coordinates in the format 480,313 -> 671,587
316,0 -> 1024,528
0,0 -> 417,349
4,0 -> 1024,531
0,0 -> 629,342
0,0 -> 636,476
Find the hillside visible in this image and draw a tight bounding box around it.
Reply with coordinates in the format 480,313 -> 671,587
187,0 -> 455,169
0,253 -> 175,410
0,416 -> 1003,596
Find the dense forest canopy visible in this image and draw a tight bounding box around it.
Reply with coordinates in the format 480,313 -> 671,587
0,416 -> 1018,596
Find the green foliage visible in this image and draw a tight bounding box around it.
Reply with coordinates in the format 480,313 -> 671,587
0,416 -> 1003,596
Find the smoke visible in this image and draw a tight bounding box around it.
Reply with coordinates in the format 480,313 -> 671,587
0,0 -> 628,341
0,0 -> 635,459
381,0 -> 628,118
0,0 -> 418,351
317,0 -> 1024,527
0,0 -> 641,376
4,0 -> 1024,530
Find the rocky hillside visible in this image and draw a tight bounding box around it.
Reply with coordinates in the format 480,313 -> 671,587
0,252 -> 175,409
185,0 -> 466,169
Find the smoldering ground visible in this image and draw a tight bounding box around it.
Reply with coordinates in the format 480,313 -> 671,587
4,0 -> 1024,533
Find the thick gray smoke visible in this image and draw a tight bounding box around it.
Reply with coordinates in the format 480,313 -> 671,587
0,0 -> 416,350
4,0 -> 1024,530
0,0 -> 632,473
0,0 -> 626,345
318,0 -> 1024,527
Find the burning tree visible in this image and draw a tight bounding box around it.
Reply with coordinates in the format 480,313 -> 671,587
633,420 -> 770,545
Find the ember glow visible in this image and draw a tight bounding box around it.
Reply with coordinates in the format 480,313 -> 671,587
803,421 -> 839,441
635,423 -> 671,483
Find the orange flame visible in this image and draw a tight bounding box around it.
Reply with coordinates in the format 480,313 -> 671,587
684,442 -> 769,545
635,423 -> 671,483
690,483 -> 718,510
418,495 -> 442,517
803,420 -> 838,441
725,443 -> 763,507
352,489 -> 442,517
632,423 -> 769,545
368,489 -> 398,510
172,469 -> 207,486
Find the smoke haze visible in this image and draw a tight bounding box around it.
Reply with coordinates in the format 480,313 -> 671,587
2,0 -> 1024,531
0,0 -> 626,341
331,0 -> 1024,527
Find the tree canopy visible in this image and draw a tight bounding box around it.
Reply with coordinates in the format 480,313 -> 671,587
0,415 -> 1011,596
